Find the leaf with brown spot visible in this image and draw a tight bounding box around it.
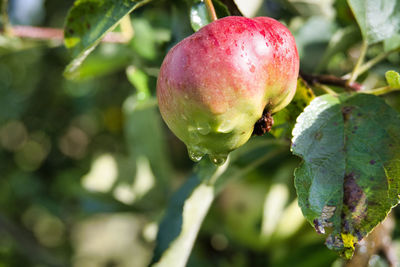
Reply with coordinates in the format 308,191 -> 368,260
292,93 -> 400,259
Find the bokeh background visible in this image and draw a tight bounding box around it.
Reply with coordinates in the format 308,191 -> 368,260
1,0 -> 400,266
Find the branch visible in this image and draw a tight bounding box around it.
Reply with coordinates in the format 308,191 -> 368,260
1,25 -> 128,43
300,71 -> 363,92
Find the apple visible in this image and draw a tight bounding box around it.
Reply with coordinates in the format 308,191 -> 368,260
157,16 -> 299,164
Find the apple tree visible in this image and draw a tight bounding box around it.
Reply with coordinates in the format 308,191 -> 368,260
0,0 -> 400,266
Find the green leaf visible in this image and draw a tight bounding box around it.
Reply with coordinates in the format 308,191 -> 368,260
286,0 -> 335,18
130,18 -> 171,60
151,159 -> 225,267
316,25 -> 361,72
190,2 -> 211,32
126,66 -> 151,99
212,0 -> 230,18
271,78 -> 315,139
384,33 -> 400,52
292,93 -> 400,259
189,0 -> 230,32
151,138 -> 287,267
385,70 -> 400,89
64,0 -> 150,79
294,16 -> 336,71
66,44 -> 133,80
347,0 -> 400,44
123,96 -> 171,188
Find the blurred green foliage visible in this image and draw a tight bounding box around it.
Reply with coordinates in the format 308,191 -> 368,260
0,0 -> 399,267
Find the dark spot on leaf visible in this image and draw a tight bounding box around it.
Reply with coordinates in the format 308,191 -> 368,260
68,29 -> 74,35
333,122 -> 338,126
369,160 -> 376,165
357,113 -> 362,117
342,219 -> 351,232
313,219 -> 325,234
325,235 -> 343,249
351,131 -> 355,134
341,106 -> 354,122
343,172 -> 365,212
355,230 -> 363,241
314,131 -> 323,140
354,126 -> 358,130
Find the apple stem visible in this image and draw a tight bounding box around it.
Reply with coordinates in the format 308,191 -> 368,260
204,0 -> 218,21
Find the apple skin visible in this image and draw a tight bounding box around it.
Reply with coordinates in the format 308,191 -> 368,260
157,16 -> 299,163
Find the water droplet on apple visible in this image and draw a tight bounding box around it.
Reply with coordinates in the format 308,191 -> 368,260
196,122 -> 211,135
216,120 -> 233,133
209,154 -> 227,166
188,147 -> 205,162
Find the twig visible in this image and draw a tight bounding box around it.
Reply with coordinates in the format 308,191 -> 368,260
343,47 -> 400,79
316,83 -> 338,96
300,71 -> 363,92
348,41 -> 368,84
1,25 -> 128,43
204,0 -> 218,21
363,86 -> 400,96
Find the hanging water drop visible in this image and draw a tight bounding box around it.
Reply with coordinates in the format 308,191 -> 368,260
188,147 -> 205,162
209,154 -> 228,166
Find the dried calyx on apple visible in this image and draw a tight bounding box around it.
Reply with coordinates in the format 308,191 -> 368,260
157,16 -> 299,165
